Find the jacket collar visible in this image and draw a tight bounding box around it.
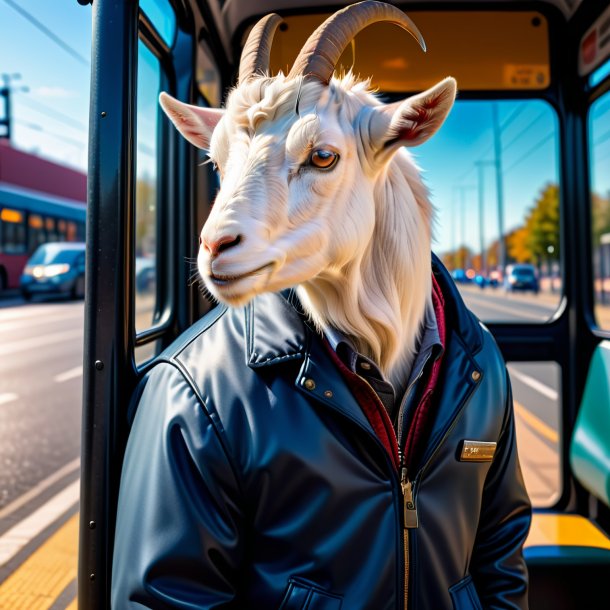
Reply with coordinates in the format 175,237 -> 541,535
245,254 -> 483,370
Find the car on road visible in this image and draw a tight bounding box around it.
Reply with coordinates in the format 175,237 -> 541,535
135,256 -> 156,293
20,242 -> 86,301
504,263 -> 539,294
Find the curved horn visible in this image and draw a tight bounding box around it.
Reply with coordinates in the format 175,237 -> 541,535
238,13 -> 283,84
287,1 -> 425,84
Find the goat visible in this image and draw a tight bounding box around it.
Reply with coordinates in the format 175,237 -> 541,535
159,1 -> 456,390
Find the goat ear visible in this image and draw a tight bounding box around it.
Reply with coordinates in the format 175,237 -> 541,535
159,92 -> 224,150
370,77 -> 456,159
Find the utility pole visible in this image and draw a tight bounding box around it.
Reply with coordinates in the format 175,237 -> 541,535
492,103 -> 506,275
0,73 -> 27,141
476,160 -> 495,276
453,184 -> 477,270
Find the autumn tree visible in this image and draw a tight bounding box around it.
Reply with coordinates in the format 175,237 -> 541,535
525,183 -> 560,266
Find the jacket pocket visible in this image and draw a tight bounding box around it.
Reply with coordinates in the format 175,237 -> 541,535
449,575 -> 483,610
278,577 -> 343,610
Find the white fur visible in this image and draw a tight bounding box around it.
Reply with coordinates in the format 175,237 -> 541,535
160,72 -> 456,386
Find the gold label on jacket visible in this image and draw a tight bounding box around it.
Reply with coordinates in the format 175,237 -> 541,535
460,440 -> 497,462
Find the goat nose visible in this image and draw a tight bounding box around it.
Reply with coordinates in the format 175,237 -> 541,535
202,234 -> 242,257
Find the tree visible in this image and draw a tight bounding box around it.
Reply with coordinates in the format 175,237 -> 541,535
507,226 -> 533,263
525,183 -> 560,266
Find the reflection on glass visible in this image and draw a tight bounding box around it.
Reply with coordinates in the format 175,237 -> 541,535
197,41 -> 221,107
135,41 -> 159,333
140,0 -> 176,47
509,361 -> 561,507
589,90 -> 610,329
417,99 -> 561,322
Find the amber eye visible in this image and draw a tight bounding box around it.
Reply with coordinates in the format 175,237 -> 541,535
308,149 -> 339,170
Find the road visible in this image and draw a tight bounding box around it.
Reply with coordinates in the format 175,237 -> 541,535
0,288 -> 563,606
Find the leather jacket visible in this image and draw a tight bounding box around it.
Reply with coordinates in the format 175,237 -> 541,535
112,256 -> 531,609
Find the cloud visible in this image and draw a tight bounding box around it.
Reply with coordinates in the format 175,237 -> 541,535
33,86 -> 76,99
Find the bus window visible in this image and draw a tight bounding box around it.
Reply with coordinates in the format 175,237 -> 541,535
417,99 -> 561,323
197,40 -> 221,108
0,208 -> 27,254
27,214 -> 45,253
140,0 -> 176,48
134,40 -> 161,339
590,89 -> 610,329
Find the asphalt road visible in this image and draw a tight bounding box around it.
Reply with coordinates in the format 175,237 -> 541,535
0,297 -> 83,512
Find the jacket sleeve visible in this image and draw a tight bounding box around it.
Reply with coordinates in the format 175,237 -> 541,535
470,371 -> 532,609
111,362 -> 244,609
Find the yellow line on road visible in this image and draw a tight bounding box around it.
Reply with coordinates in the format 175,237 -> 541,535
0,513 -> 78,610
514,400 -> 559,444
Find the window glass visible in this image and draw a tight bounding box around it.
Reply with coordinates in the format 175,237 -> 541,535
28,214 -> 45,253
140,0 -> 176,47
509,361 -> 561,507
0,208 -> 26,253
417,99 -> 561,322
135,40 -> 160,336
589,90 -> 610,329
197,41 -> 221,107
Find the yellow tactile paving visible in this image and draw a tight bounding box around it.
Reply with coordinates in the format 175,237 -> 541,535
526,513 -> 610,550
0,513 -> 78,610
65,599 -> 78,610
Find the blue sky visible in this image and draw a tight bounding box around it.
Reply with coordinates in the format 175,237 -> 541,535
0,0 -> 91,170
0,1 -> 608,257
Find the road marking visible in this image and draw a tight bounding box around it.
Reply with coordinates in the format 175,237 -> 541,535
0,458 -> 80,521
0,513 -> 78,607
0,328 -> 82,357
0,479 -> 79,567
462,292 -> 547,320
0,303 -> 81,322
514,400 -> 559,444
0,310 -> 82,334
508,366 -> 559,401
54,366 -> 82,384
0,393 -> 18,406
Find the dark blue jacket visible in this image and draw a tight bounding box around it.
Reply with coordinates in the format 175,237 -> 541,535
111,258 -> 531,609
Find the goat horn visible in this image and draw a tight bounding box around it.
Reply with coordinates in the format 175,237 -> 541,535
238,13 -> 283,83
287,0 -> 425,84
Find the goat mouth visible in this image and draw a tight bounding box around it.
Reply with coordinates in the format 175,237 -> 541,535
208,262 -> 275,287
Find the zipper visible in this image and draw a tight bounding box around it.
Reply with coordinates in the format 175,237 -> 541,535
351,371 -> 423,610
396,354 -> 432,451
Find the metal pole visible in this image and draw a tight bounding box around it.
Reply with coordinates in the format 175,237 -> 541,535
492,103 -> 506,274
476,162 -> 486,275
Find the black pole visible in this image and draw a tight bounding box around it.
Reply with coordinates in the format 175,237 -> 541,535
79,1 -> 139,608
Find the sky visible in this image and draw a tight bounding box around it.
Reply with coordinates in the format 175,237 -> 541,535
0,0 -> 92,171
0,1 -> 608,257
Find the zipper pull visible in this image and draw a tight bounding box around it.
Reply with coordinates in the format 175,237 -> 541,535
401,466 -> 419,529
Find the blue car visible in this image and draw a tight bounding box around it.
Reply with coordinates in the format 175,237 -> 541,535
20,242 -> 86,300
504,264 -> 539,294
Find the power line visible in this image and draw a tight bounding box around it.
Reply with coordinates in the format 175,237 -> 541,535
502,111 -> 546,153
15,94 -> 87,132
499,105 -> 525,132
594,128 -> 610,148
504,131 -> 554,174
1,0 -> 89,67
15,118 -> 86,149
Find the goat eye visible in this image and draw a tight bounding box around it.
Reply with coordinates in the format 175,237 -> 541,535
308,149 -> 339,170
